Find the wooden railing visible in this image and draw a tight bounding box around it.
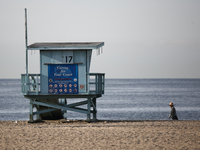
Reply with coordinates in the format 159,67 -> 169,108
21,73 -> 105,95
21,74 -> 41,94
87,73 -> 105,95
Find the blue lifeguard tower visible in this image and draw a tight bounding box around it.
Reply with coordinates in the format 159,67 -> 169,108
21,9 -> 105,122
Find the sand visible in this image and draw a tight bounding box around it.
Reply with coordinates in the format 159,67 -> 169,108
0,120 -> 200,150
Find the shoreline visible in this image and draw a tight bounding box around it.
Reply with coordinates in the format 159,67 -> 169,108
1,120 -> 200,149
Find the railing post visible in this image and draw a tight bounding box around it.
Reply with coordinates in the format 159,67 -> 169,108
21,75 -> 23,93
36,75 -> 39,94
25,75 -> 29,94
29,75 -> 31,91
87,74 -> 90,93
98,74 -> 102,94
95,75 -> 98,94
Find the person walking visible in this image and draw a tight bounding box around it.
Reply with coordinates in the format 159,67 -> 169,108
168,102 -> 178,120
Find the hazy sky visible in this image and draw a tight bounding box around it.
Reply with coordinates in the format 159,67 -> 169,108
0,0 -> 200,78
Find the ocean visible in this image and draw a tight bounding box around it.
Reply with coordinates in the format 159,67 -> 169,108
0,79 -> 200,121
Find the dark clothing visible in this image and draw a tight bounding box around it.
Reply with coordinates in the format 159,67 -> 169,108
169,106 -> 178,120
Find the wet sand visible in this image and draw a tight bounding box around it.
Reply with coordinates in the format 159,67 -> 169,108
0,120 -> 200,149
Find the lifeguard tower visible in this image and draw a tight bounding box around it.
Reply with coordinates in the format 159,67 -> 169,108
21,9 -> 105,122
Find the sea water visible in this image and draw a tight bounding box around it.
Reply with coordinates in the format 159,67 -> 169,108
0,79 -> 200,121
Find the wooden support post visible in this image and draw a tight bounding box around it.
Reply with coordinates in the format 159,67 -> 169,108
29,101 -> 33,122
93,98 -> 97,120
64,98 -> 67,119
87,98 -> 91,121
36,105 -> 40,120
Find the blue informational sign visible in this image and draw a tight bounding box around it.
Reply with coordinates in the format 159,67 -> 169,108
48,64 -> 78,94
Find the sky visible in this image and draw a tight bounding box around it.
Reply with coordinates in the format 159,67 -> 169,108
0,0 -> 200,79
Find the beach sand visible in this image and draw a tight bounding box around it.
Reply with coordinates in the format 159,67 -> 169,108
0,120 -> 200,149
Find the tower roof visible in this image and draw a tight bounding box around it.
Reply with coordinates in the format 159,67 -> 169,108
27,42 -> 104,50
